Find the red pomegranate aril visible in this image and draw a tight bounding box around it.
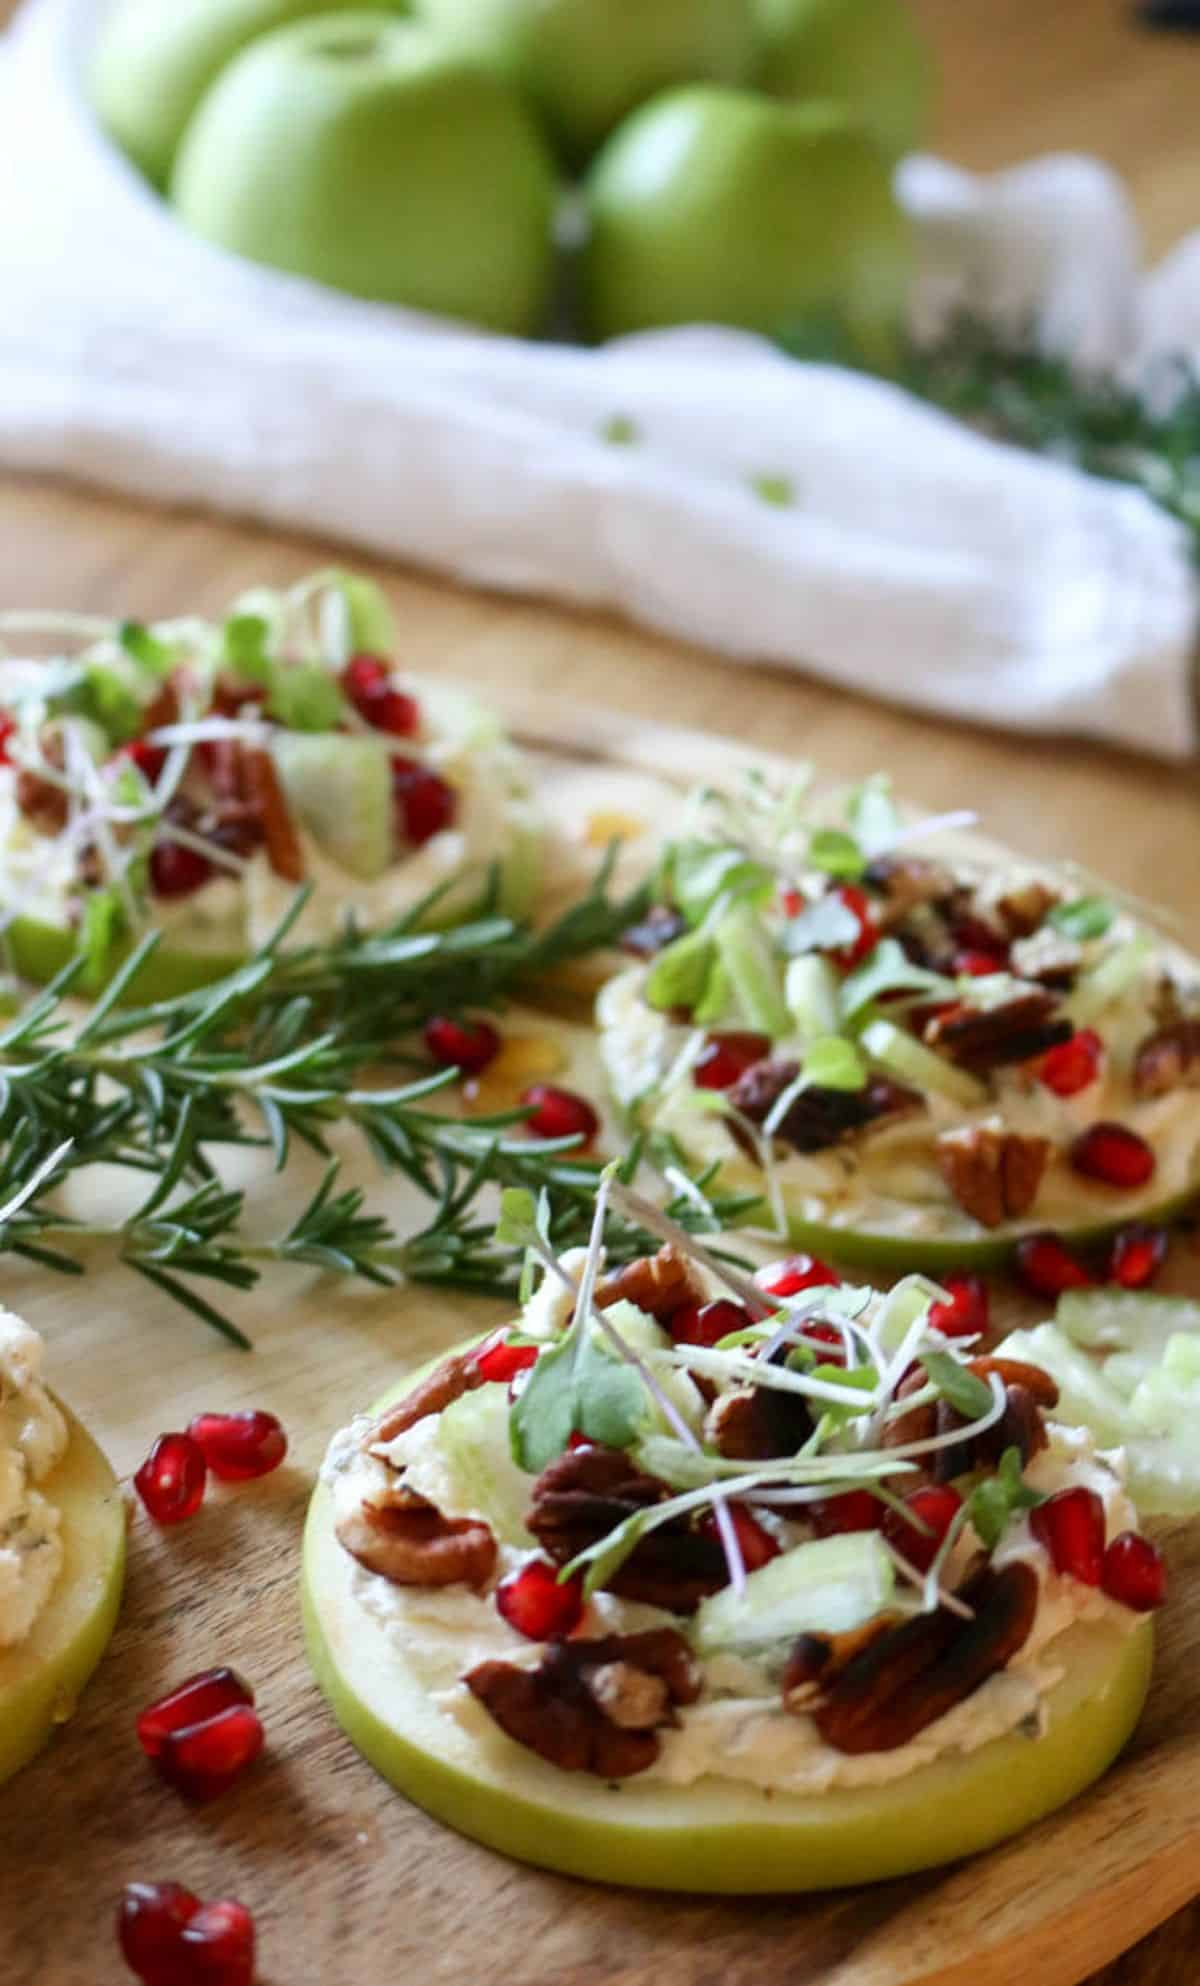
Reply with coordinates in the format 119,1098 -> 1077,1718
122,737 -> 168,783
882,1485 -> 963,1573
472,1330 -> 538,1384
810,1489 -> 881,1537
670,1298 -> 752,1348
343,652 -> 421,735
1107,1223 -> 1169,1290
118,1881 -> 201,1986
779,885 -> 805,917
149,840 -> 213,899
423,1014 -> 502,1075
391,757 -> 456,845
157,1703 -> 265,1802
831,884 -> 877,970
1071,1121 -> 1157,1190
755,1253 -> 839,1299
953,948 -> 1005,978
1102,1531 -> 1167,1612
801,1320 -> 847,1366
0,717 -> 15,764
137,1667 -> 254,1759
496,1557 -> 585,1640
693,1030 -> 772,1091
180,1898 -> 257,1986
187,1411 -> 287,1483
1037,1026 -> 1103,1098
1031,1486 -> 1106,1586
928,1272 -> 989,1340
520,1083 -> 599,1144
342,654 -> 390,700
1014,1231 -> 1094,1301
700,1501 -> 781,1572
134,1433 -> 207,1525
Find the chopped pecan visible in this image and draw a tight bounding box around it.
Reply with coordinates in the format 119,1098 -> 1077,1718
367,1347 -> 485,1446
1009,927 -> 1083,988
620,906 -> 688,958
596,1244 -> 703,1325
813,1561 -> 1039,1753
705,1383 -> 811,1460
730,1057 -> 921,1154
781,1615 -> 901,1713
862,856 -> 958,929
241,746 -> 306,882
925,992 -> 1072,1070
929,1380 -> 1047,1482
336,1488 -> 496,1589
882,1366 -> 936,1451
936,1125 -> 1052,1228
527,1445 -> 726,1613
968,1356 -> 1059,1411
993,880 -> 1060,939
465,1628 -> 700,1779
1132,1019 -> 1200,1099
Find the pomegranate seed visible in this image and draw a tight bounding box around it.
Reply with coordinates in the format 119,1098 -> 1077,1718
122,738 -> 168,783
134,1433 -> 207,1525
149,840 -> 213,898
342,654 -> 390,700
566,1430 -> 595,1451
799,1319 -> 847,1366
472,1330 -> 538,1384
1071,1121 -> 1156,1190
1015,1231 -> 1094,1300
342,653 -> 420,738
953,948 -> 1005,977
928,1273 -> 989,1340
1102,1531 -> 1167,1612
496,1557 -> 584,1640
157,1703 -> 264,1802
1037,1026 -> 1103,1097
699,1502 -> 780,1572
118,1882 -> 201,1986
520,1083 -> 599,1144
137,1668 -> 254,1759
831,884 -> 877,970
1107,1223 -> 1168,1290
423,1014 -> 502,1075
755,1253 -> 839,1298
882,1484 -> 963,1573
780,886 -> 805,916
391,757 -> 456,845
1031,1486 -> 1106,1586
670,1298 -> 752,1348
693,1030 -> 771,1091
187,1412 -> 287,1483
952,914 -> 1009,960
810,1489 -> 881,1537
0,717 -> 14,764
180,1898 -> 257,1986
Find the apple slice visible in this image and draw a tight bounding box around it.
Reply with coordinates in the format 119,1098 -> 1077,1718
0,1410 -> 126,1788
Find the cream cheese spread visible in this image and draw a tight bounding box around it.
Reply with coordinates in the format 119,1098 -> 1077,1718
0,1311 -> 67,1649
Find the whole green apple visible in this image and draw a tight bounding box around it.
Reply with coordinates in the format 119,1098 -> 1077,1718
580,88 -> 911,360
412,0 -> 759,164
754,0 -> 931,160
90,0 -> 407,190
170,14 -> 559,335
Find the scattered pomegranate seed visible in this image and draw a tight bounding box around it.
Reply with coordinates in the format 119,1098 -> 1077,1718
779,886 -> 805,916
1071,1121 -> 1157,1190
157,1703 -> 265,1802
0,717 -> 15,764
520,1083 -> 599,1144
137,1668 -> 254,1759
801,1319 -> 847,1365
342,655 -> 419,738
670,1298 -> 752,1348
831,884 -> 877,970
122,737 -> 168,784
810,1489 -> 881,1537
699,1501 -> 781,1572
953,948 -> 1005,977
496,1557 -> 584,1640
134,1434 -> 207,1525
1101,1531 -> 1167,1612
149,841 -> 213,899
928,1273 -> 989,1340
566,1431 -> 595,1452
755,1253 -> 839,1298
391,758 -> 456,845
118,1881 -> 201,1986
186,1412 -> 287,1483
882,1485 -> 963,1573
1014,1231 -> 1094,1301
472,1330 -> 538,1384
1107,1223 -> 1168,1290
1031,1486 -> 1106,1586
693,1030 -> 771,1091
423,1014 -> 502,1075
1036,1026 -> 1103,1098
180,1898 -> 257,1986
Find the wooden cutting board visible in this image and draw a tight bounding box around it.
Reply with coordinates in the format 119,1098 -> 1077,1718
0,701 -> 1197,1986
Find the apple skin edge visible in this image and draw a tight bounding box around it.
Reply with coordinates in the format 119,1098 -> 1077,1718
301,1370 -> 1154,1893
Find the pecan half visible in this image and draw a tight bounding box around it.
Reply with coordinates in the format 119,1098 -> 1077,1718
968,1356 -> 1059,1411
336,1487 -> 496,1589
936,1125 -> 1051,1228
705,1383 -> 811,1460
367,1347 -> 485,1446
620,906 -> 688,958
527,1445 -> 726,1613
465,1628 -> 700,1779
813,1561 -> 1039,1753
241,746 -> 306,882
781,1616 -> 899,1713
730,1058 -> 920,1154
929,1380 -> 1048,1482
1132,1019 -> 1200,1099
925,992 -> 1072,1070
993,880 -> 1060,939
596,1244 -> 703,1325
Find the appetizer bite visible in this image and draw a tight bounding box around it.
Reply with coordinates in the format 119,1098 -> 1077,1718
0,571 -> 541,999
598,773 -> 1200,1270
304,1190 -> 1161,1890
0,1310 -> 125,1785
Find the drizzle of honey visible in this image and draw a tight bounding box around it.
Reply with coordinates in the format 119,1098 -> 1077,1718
584,810 -> 645,847
464,1034 -> 566,1113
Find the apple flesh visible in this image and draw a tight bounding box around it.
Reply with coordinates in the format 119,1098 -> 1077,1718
412,0 -> 759,166
0,1411 -> 126,1788
170,15 -> 559,335
754,0 -> 932,160
580,88 -> 911,359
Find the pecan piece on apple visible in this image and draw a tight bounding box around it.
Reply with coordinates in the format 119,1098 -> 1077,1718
925,991 -> 1072,1071
993,880 -> 1060,938
705,1383 -> 811,1461
240,745 -> 306,883
861,855 -> 959,929
814,1561 -> 1039,1754
928,1379 -> 1048,1482
729,1057 -> 920,1154
968,1356 -> 1059,1411
781,1616 -> 900,1714
527,1444 -> 727,1613
336,1484 -> 496,1590
366,1347 -> 486,1447
935,1124 -> 1052,1228
1132,1018 -> 1200,1099
596,1243 -> 704,1325
465,1628 -> 700,1779
1009,927 -> 1083,988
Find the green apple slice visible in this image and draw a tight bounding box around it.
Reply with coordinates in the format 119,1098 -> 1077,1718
0,1410 -> 126,1788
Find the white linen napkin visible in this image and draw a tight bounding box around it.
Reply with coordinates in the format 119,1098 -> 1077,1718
1,0 -> 1197,760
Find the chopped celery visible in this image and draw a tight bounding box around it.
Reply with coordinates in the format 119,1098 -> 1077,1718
875,1275 -> 941,1352
436,1387 -> 536,1548
691,1532 -> 894,1656
785,953 -> 840,1038
997,1326 -> 1133,1446
860,1018 -> 988,1109
1122,1439 -> 1200,1517
1129,1337 -> 1200,1434
1104,1351 -> 1159,1399
644,928 -> 718,1015
715,903 -> 791,1038
1066,934 -> 1153,1025
1055,1289 -> 1200,1356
